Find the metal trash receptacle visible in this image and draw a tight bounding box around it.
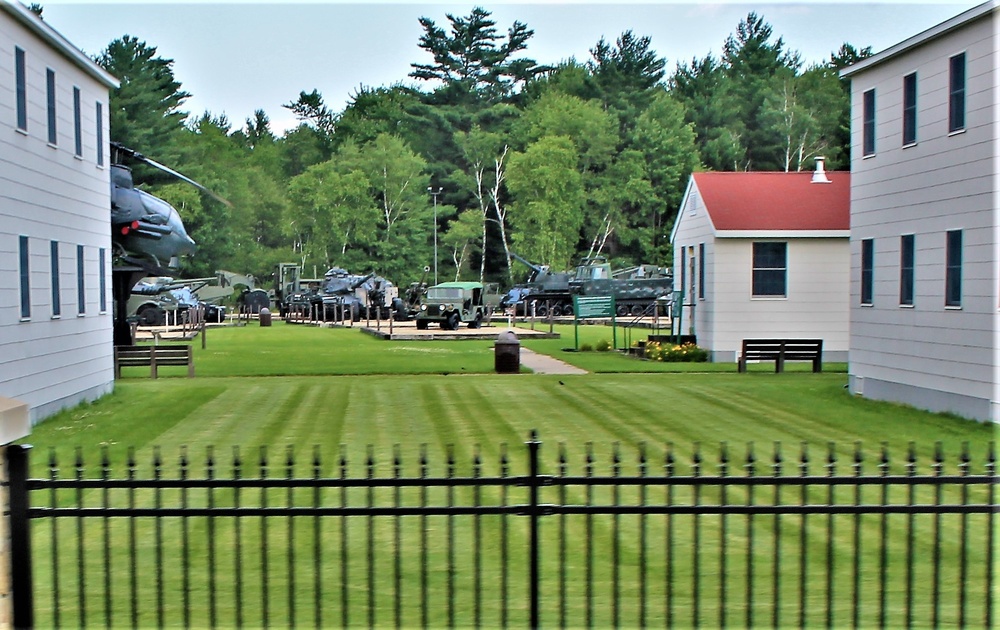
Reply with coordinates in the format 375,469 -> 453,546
259,307 -> 272,327
494,330 -> 520,373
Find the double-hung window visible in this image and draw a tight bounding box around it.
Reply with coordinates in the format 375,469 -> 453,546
949,53 -> 966,132
77,245 -> 86,315
96,102 -> 105,166
680,248 -> 687,300
51,241 -> 61,317
902,73 -> 917,145
863,89 -> 876,156
900,235 -> 914,306
73,87 -> 82,157
861,239 -> 874,305
15,47 -> 27,131
99,248 -> 107,312
945,230 -> 962,307
698,243 -> 705,299
752,242 -> 787,297
19,236 -> 30,319
46,68 -> 57,145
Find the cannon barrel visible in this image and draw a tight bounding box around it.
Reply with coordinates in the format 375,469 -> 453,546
509,252 -> 546,275
349,272 -> 376,291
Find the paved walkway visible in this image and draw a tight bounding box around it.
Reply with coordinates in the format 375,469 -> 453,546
519,348 -> 588,375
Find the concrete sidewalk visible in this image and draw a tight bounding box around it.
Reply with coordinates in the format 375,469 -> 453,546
519,348 -> 587,375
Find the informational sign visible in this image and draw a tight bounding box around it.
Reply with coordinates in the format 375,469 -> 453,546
572,295 -> 617,350
573,295 -> 615,318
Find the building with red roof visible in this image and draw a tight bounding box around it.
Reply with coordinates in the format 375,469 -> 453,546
669,159 -> 851,363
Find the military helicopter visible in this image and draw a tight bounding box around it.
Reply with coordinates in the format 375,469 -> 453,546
110,142 -> 229,269
109,142 -> 230,344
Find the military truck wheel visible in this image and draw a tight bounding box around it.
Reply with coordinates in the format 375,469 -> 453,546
630,304 -> 644,317
562,303 -> 574,316
137,305 -> 165,327
446,312 -> 460,330
469,313 -> 483,329
416,319 -> 429,330
616,305 -> 629,317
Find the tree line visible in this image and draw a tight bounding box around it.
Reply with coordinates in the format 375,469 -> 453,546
90,6 -> 871,287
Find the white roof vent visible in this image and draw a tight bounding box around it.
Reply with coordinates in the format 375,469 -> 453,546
812,156 -> 831,184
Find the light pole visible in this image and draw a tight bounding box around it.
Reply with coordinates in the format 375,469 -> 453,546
428,186 -> 442,284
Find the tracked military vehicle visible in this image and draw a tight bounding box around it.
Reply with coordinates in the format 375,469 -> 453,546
309,268 -> 375,321
502,253 -> 672,317
304,268 -> 407,322
568,257 -> 673,317
499,253 -> 573,316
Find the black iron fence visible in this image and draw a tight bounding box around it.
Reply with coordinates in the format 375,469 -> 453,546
7,435 -> 996,628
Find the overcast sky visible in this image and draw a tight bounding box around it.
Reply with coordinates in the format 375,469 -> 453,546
40,1 -> 980,135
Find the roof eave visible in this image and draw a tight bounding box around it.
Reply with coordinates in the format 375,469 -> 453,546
1,0 -> 119,89
840,0 -> 997,78
716,230 -> 850,239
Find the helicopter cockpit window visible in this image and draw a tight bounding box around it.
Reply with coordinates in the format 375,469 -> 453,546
428,287 -> 464,300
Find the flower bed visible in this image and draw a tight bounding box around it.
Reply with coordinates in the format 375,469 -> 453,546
640,341 -> 708,362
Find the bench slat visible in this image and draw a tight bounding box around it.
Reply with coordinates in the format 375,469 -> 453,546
114,345 -> 194,379
738,339 -> 823,373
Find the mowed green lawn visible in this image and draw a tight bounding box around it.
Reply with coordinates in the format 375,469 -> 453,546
21,323 -> 993,628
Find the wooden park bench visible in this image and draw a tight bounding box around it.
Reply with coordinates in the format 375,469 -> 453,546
737,339 -> 823,373
114,345 -> 194,379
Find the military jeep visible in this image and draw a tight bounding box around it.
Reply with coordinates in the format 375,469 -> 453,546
415,281 -> 491,330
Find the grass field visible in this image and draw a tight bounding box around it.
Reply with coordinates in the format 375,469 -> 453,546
19,322 -> 994,628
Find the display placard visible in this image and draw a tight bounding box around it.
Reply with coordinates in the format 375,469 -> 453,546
573,295 -> 615,318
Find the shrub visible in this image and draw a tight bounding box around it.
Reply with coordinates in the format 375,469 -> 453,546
580,343 -> 594,352
642,341 -> 708,362
595,339 -> 612,352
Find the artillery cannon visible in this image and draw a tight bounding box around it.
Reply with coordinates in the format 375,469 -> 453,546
568,256 -> 673,317
500,253 -> 573,316
311,269 -> 375,321
397,266 -> 431,321
357,275 -> 407,320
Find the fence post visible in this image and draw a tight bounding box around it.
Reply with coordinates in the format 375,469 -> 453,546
527,431 -> 541,629
7,444 -> 32,629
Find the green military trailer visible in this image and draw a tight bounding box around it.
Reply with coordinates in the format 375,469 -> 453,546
415,281 -> 493,330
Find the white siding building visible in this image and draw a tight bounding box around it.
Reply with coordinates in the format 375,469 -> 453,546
841,1 -> 998,422
0,2 -> 119,423
670,166 -> 851,363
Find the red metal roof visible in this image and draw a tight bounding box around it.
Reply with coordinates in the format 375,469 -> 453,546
692,171 -> 850,231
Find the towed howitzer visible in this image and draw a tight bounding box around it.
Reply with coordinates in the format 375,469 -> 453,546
398,266 -> 431,320
358,275 -> 407,320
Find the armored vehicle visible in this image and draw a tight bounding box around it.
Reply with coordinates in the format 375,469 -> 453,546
415,282 -> 492,330
310,268 -> 375,321
499,253 -> 572,316
128,277 -> 222,326
568,257 -> 673,317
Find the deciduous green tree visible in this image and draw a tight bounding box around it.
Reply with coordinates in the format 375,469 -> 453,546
286,163 -> 378,271
506,136 -> 585,269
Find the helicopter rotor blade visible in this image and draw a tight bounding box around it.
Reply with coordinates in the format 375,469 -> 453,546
110,141 -> 232,207
137,155 -> 233,207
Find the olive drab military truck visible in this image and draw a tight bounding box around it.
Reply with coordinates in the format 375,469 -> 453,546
415,281 -> 496,330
